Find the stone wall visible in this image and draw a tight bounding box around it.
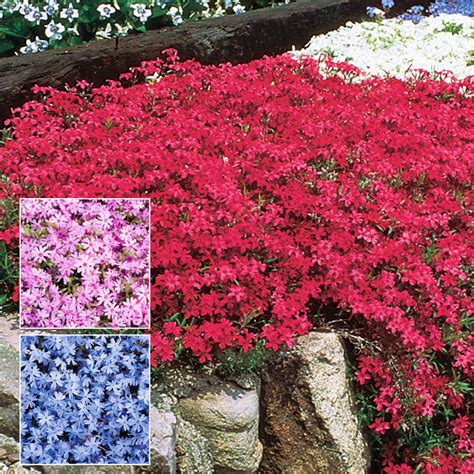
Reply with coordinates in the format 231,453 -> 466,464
0,314 -> 370,473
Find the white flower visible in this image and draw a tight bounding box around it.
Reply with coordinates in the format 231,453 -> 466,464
17,1 -> 33,16
43,1 -> 60,18
172,15 -> 183,26
20,36 -> 48,54
296,14 -> 474,79
115,22 -> 133,37
96,23 -> 113,39
233,4 -> 245,14
131,3 -> 151,23
33,36 -> 49,51
97,4 -> 116,19
67,25 -> 80,36
45,21 -> 65,40
60,3 -> 79,23
20,38 -> 37,54
166,6 -> 183,26
25,6 -> 48,23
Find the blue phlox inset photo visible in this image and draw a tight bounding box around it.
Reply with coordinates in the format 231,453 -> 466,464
20,334 -> 150,465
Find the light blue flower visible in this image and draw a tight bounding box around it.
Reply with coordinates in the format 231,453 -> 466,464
367,6 -> 377,18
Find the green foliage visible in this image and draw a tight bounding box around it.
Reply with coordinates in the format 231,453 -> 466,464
467,50 -> 474,66
322,47 -> 336,58
440,21 -> 464,35
214,340 -> 272,376
0,190 -> 18,313
60,327 -> 145,335
150,339 -> 273,385
0,240 -> 18,312
350,356 -> 473,471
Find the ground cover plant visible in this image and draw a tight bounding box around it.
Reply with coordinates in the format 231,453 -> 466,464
298,13 -> 474,79
0,52 -> 472,471
20,335 -> 150,465
20,198 -> 150,328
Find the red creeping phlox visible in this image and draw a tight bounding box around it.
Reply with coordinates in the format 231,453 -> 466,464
0,51 -> 472,471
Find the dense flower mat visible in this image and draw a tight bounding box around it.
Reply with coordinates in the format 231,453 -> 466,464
298,13 -> 474,79
21,335 -> 150,465
0,53 -> 473,471
20,198 -> 150,328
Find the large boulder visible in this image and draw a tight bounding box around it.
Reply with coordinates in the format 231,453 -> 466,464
154,368 -> 263,474
259,331 -> 370,474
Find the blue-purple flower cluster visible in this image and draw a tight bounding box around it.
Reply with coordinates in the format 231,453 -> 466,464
21,335 -> 150,465
429,0 -> 474,16
368,0 -> 473,21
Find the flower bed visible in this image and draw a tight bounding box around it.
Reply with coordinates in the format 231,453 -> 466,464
0,52 -> 472,471
297,13 -> 474,78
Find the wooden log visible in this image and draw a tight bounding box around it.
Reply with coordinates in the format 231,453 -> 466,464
0,0 -> 432,125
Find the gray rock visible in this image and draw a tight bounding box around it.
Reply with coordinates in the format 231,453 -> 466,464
176,416 -> 214,474
260,331 -> 370,474
0,434 -> 42,473
2,464 -> 42,474
42,467 -> 135,473
149,407 -> 177,474
0,433 -> 19,464
177,379 -> 262,473
0,313 -> 19,348
0,316 -> 20,440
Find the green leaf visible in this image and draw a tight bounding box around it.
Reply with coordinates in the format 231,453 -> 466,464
78,4 -> 100,24
0,39 -> 15,55
0,17 -> 30,39
117,0 -> 130,10
151,6 -> 167,18
183,0 -> 204,15
67,36 -> 85,47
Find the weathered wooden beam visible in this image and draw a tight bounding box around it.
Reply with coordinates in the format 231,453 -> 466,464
0,0 -> 431,125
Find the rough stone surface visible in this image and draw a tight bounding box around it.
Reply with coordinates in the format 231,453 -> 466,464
259,331 -> 370,474
0,314 -> 19,348
149,407 -> 177,474
176,415 -> 214,474
177,379 -> 262,473
0,434 -> 19,464
0,434 -> 43,473
42,467 -> 135,473
0,315 -> 20,441
3,466 -> 42,473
